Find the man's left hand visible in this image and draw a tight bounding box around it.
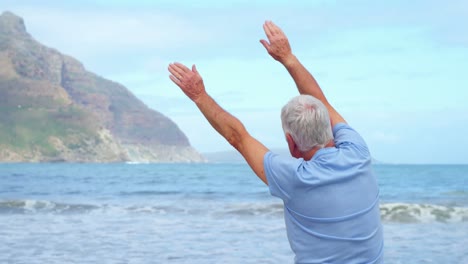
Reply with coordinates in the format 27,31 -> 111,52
260,21 -> 294,66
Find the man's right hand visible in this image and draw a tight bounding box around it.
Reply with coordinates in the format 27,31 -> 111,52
168,63 -> 206,103
260,21 -> 295,66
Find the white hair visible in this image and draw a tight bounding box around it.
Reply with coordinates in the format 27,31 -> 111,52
281,95 -> 333,152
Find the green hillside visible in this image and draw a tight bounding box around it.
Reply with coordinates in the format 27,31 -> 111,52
0,11 -> 204,163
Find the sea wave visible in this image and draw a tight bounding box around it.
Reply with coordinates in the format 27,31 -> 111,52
119,190 -> 182,196
0,200 -> 99,214
380,203 -> 468,223
222,202 -> 284,217
222,202 -> 468,223
1,199 -> 467,223
0,199 -> 192,215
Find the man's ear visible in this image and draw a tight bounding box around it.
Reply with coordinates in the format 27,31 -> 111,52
286,133 -> 301,158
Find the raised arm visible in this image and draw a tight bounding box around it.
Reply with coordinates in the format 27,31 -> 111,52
260,21 -> 346,127
168,63 -> 269,185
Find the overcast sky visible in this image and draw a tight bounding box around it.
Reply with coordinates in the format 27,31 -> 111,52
2,0 -> 468,164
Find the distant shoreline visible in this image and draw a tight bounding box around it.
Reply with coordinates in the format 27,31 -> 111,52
201,150 -> 467,166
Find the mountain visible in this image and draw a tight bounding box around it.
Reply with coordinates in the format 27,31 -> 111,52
0,11 -> 204,163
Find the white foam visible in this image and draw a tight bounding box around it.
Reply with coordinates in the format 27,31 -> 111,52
380,203 -> 468,223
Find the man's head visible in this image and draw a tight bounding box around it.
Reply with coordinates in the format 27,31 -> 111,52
281,95 -> 333,157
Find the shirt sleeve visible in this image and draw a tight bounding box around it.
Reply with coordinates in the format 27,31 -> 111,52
263,151 -> 303,202
333,123 -> 369,155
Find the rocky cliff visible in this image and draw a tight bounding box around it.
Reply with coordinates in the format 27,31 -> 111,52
0,11 -> 205,163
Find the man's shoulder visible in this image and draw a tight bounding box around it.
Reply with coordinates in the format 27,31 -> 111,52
332,123 -> 369,155
332,123 -> 359,137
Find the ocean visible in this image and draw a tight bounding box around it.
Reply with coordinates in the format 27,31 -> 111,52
0,163 -> 467,264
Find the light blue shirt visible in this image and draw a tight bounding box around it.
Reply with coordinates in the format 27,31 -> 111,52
264,123 -> 383,264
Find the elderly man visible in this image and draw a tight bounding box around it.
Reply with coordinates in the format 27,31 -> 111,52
168,21 -> 383,264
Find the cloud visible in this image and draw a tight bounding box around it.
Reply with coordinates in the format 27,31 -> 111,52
13,8 -> 211,55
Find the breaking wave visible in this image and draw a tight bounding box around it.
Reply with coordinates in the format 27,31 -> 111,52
1,199 -> 467,223
380,203 -> 468,223
0,200 -> 99,214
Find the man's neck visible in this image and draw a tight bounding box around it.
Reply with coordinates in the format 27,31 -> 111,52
302,140 -> 335,161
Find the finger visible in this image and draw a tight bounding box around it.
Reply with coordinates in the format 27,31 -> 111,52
268,21 -> 281,35
168,64 -> 183,79
173,62 -> 191,73
271,21 -> 285,35
169,63 -> 188,79
263,21 -> 273,38
169,75 -> 181,86
259,39 -> 270,51
192,64 -> 198,74
270,21 -> 281,31
266,21 -> 277,36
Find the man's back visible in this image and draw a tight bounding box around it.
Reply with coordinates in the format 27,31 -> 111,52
264,123 -> 383,263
